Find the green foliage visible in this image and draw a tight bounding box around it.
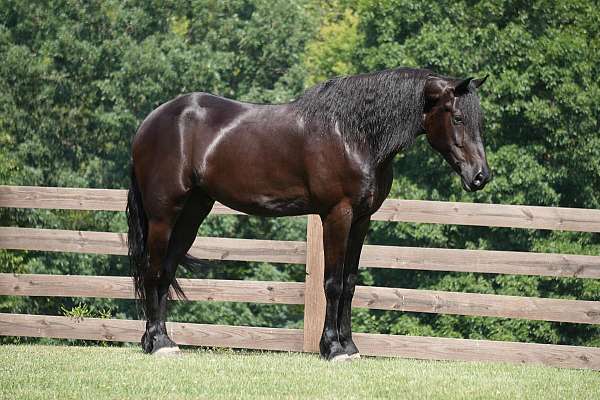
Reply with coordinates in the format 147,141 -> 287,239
1,0 -> 598,347
59,302 -> 114,346
303,6 -> 360,86
61,302 -> 113,320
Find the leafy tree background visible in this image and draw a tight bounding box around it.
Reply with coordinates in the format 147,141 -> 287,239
1,0 -> 598,346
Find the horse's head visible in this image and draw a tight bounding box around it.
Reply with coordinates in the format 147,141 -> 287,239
423,75 -> 491,192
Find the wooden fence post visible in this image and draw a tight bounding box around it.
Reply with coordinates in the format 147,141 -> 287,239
303,214 -> 326,353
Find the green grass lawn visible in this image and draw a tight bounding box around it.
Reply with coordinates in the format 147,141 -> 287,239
0,345 -> 598,399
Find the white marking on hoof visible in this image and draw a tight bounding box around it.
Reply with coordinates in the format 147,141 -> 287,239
153,346 -> 182,357
331,353 -> 351,362
348,353 -> 361,360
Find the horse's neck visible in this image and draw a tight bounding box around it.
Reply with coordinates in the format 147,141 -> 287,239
365,110 -> 422,165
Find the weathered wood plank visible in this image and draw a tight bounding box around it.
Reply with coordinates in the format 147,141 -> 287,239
0,185 -> 244,215
0,314 -> 304,352
303,215 -> 326,352
353,332 -> 600,370
360,245 -> 600,279
3,274 -> 598,324
3,186 -> 600,232
211,202 -> 245,215
175,279 -> 304,304
0,228 -> 128,255
2,227 -> 598,278
352,286 -> 600,324
1,313 -> 598,369
0,227 -> 306,264
171,321 -> 304,351
188,236 -> 306,264
372,199 -> 600,232
0,274 -> 304,304
0,186 -> 127,211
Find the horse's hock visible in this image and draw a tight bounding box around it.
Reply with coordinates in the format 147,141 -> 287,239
1,185 -> 599,369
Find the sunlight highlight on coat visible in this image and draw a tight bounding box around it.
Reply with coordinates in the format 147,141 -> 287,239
200,112 -> 246,174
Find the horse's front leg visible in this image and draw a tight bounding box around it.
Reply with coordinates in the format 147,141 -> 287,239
319,202 -> 353,361
338,215 -> 371,359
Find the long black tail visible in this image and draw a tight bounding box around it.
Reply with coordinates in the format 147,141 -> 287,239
127,168 -> 149,305
180,254 -> 221,273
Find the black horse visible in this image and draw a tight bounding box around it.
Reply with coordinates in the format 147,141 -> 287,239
127,67 -> 490,360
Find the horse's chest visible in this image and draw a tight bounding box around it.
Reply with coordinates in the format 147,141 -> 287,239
357,163 -> 393,216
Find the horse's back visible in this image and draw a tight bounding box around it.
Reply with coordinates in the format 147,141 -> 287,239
135,92 -> 243,137
133,92 -> 247,160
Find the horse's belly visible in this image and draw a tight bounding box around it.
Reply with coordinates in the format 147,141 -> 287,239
216,192 -> 312,217
201,168 -> 312,216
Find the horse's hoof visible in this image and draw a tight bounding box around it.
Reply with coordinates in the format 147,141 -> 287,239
330,353 -> 351,362
348,352 -> 361,360
141,332 -> 153,354
152,346 -> 182,357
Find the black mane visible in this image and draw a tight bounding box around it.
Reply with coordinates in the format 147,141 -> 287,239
292,68 -> 430,163
292,67 -> 483,164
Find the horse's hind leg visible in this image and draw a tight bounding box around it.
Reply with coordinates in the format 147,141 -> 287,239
142,189 -> 214,355
141,216 -> 174,354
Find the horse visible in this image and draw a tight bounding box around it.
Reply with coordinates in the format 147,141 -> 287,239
126,67 -> 490,360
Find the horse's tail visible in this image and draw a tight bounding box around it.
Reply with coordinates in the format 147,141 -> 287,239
127,167 -> 149,305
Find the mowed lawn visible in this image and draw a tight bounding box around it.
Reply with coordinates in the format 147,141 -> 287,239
0,345 -> 598,399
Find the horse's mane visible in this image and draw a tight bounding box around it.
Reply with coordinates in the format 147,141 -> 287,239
292,67 -> 482,163
292,68 -> 429,163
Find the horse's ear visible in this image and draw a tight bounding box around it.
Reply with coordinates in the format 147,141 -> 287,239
454,77 -> 473,96
424,76 -> 444,109
472,75 -> 488,88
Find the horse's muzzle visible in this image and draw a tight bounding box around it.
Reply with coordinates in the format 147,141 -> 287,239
464,168 -> 491,192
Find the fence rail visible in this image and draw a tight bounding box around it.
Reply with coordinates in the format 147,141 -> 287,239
1,273 -> 599,324
3,227 -> 599,279
1,185 -> 599,370
3,185 -> 600,231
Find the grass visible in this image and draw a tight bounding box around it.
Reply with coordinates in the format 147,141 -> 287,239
0,345 -> 598,399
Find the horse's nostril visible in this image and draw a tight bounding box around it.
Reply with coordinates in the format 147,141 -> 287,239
473,171 -> 485,187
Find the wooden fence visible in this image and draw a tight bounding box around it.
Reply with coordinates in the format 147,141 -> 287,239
1,185 -> 600,370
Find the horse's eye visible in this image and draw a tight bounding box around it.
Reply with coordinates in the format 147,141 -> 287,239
452,115 -> 463,125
